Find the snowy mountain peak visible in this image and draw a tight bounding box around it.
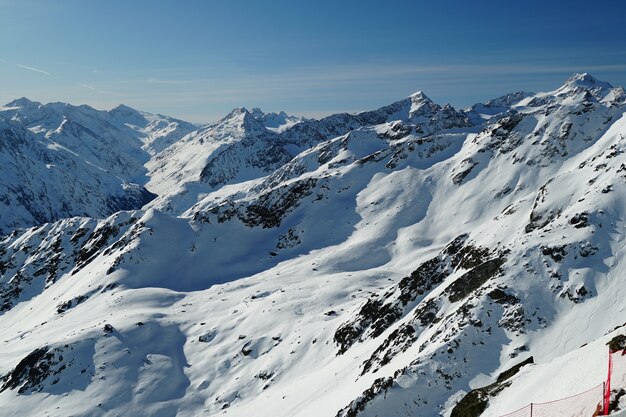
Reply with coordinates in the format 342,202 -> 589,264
215,106 -> 271,137
553,72 -> 619,103
485,91 -> 534,108
4,97 -> 38,108
111,103 -> 137,112
564,72 -> 612,90
222,106 -> 251,119
518,73 -> 622,108
249,107 -> 304,132
110,103 -> 143,118
249,107 -> 291,121
408,90 -> 433,102
465,91 -> 534,123
249,107 -> 270,118
408,91 -> 435,111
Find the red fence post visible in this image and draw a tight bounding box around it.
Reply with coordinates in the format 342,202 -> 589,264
604,349 -> 613,415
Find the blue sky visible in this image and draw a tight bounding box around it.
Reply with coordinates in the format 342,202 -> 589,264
1,0 -> 626,122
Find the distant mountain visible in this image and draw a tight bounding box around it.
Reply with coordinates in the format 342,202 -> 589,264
0,99 -> 196,233
249,107 -> 306,132
145,92 -> 475,214
1,74 -> 626,417
0,118 -> 154,235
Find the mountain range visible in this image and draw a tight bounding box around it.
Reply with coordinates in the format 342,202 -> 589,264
1,73 -> 626,417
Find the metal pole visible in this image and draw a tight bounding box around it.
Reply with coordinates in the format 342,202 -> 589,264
530,403 -> 533,417
603,381 -> 606,416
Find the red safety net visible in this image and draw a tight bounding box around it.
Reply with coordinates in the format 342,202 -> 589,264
605,348 -> 626,414
498,346 -> 626,416
499,384 -> 604,417
531,384 -> 604,417
500,404 -> 532,417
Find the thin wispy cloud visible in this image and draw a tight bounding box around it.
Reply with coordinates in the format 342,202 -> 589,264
15,63 -> 51,76
91,58 -> 626,122
147,78 -> 187,85
4,58 -> 626,123
112,61 -> 626,94
114,61 -> 626,100
221,62 -> 626,86
78,83 -> 123,96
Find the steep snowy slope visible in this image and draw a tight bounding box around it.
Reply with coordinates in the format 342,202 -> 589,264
1,74 -> 626,417
478,326 -> 626,417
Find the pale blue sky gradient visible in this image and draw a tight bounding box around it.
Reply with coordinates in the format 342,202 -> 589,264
1,0 -> 626,122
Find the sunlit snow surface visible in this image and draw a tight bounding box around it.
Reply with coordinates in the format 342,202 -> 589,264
1,74 -> 626,417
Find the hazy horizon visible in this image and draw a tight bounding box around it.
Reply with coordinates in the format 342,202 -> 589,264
2,0 -> 626,123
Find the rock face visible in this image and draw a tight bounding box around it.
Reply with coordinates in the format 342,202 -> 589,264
1,74 -> 626,417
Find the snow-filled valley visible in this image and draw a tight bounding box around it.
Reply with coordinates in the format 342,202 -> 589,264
1,73 -> 626,417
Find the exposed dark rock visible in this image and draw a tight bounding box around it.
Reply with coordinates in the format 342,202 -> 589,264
0,347 -> 52,393
446,258 -> 506,303
69,228 -> 89,245
276,228 -> 301,249
607,334 -> 626,351
377,121 -> 412,140
206,178 -> 319,229
541,245 -> 568,262
609,388 -> 626,413
452,158 -> 478,185
0,344 -> 89,395
241,341 -> 253,356
73,217 -> 138,274
496,356 -> 534,382
570,212 -> 589,228
56,293 -> 90,314
487,288 -> 520,305
255,370 -> 274,380
74,224 -> 121,273
334,235 -> 501,355
602,184 -> 613,194
0,271 -> 29,312
334,297 -> 401,355
361,324 -> 416,375
335,377 -> 394,417
498,304 -> 529,332
579,243 -> 598,258
525,181 -> 556,233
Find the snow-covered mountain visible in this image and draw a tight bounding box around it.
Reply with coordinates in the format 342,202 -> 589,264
145,92 -> 472,215
0,99 -> 196,234
0,118 -> 154,236
1,73 -> 626,417
144,107 -> 295,213
249,107 -> 306,133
